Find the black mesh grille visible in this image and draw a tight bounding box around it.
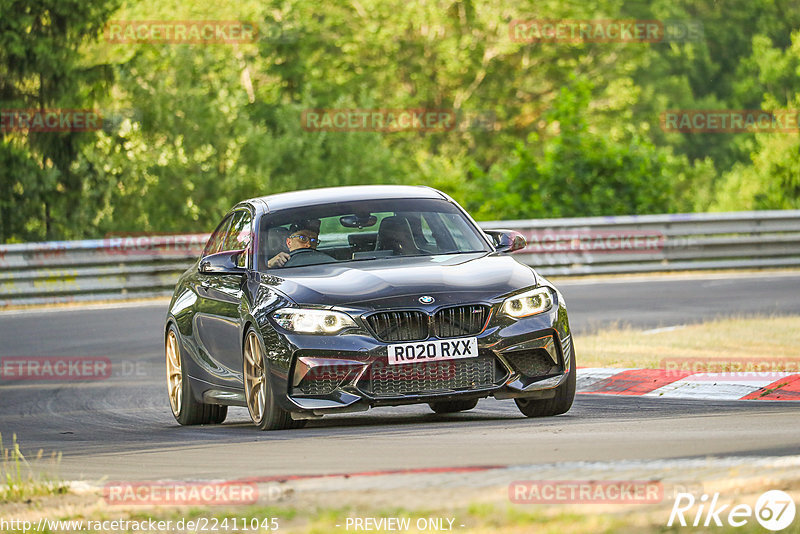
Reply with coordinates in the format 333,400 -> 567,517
366,311 -> 428,342
366,357 -> 497,396
295,368 -> 351,395
504,349 -> 557,377
434,305 -> 489,338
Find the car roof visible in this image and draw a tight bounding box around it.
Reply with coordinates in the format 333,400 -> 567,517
242,185 -> 447,213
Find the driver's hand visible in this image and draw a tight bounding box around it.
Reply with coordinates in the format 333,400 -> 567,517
267,252 -> 290,268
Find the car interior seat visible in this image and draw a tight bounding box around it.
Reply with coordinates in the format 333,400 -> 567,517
376,216 -> 419,255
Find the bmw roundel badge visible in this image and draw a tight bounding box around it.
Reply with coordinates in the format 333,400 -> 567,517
419,295 -> 435,304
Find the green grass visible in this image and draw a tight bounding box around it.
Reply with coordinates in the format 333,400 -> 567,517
575,315 -> 800,369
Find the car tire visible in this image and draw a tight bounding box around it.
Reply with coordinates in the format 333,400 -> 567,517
166,324 -> 228,425
243,327 -> 306,431
428,398 -> 479,414
515,345 -> 576,418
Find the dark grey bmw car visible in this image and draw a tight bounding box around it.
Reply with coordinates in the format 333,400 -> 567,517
165,185 -> 575,430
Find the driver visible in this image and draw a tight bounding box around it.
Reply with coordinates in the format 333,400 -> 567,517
268,219 -> 329,268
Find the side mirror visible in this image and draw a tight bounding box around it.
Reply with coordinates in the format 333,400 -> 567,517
199,250 -> 246,274
485,229 -> 527,253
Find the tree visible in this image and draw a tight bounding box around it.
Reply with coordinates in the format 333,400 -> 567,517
714,31 -> 800,210
0,0 -> 120,241
468,78 -> 677,219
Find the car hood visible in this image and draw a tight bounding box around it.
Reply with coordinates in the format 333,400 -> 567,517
258,253 -> 537,309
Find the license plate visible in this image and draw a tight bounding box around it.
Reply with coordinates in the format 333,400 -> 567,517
387,337 -> 479,365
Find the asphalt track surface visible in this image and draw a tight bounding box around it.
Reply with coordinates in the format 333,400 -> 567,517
1,272 -> 799,481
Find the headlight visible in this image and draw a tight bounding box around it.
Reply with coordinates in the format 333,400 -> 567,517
271,308 -> 357,334
501,287 -> 554,318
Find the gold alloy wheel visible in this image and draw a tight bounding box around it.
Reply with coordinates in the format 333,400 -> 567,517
243,331 -> 266,423
165,330 -> 182,416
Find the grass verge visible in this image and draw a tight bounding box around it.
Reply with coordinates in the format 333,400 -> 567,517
4,492 -> 800,533
0,433 -> 67,503
575,314 -> 800,369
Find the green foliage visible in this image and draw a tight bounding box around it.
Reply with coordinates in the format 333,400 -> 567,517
715,31 -> 800,211
467,79 -> 677,220
0,0 -> 121,241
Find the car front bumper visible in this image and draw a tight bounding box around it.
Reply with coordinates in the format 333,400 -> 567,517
259,297 -> 573,417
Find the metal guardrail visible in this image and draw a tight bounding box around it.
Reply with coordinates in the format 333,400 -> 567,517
481,210 -> 800,276
0,234 -> 209,307
1,211 -> 799,307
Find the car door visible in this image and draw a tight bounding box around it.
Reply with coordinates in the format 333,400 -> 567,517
194,209 -> 253,386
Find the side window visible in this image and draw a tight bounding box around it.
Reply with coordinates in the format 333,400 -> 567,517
420,217 -> 435,243
406,213 -> 434,249
224,211 -> 253,268
420,212 -> 455,252
203,215 -> 233,257
438,213 -> 484,251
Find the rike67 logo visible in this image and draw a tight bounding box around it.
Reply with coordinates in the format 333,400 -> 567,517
668,490 -> 796,531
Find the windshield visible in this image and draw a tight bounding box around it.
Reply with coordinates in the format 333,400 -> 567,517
256,198 -> 491,270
